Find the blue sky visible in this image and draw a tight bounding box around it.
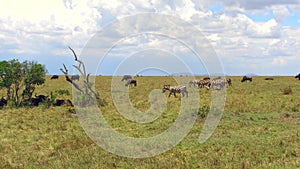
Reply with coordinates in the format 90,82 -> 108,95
0,0 -> 300,76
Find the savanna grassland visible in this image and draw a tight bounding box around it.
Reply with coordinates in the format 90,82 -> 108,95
0,76 -> 299,168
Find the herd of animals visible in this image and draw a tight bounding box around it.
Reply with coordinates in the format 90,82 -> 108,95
119,74 -> 299,98
1,73 -> 300,108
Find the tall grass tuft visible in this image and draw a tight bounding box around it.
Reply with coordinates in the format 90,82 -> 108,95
283,86 -> 292,95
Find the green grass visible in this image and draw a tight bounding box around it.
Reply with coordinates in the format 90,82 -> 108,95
0,76 -> 300,168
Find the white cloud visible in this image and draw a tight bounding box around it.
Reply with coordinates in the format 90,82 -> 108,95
271,5 -> 290,23
272,57 -> 287,66
0,0 -> 299,75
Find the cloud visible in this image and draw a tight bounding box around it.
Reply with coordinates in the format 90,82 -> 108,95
0,0 -> 299,75
272,57 -> 287,66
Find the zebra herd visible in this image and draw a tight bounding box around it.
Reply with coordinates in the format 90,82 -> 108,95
189,77 -> 232,90
121,75 -> 232,98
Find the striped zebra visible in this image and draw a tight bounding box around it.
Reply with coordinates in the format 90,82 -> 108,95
189,80 -> 200,87
162,85 -> 188,98
121,75 -> 132,81
210,78 -> 232,89
196,79 -> 211,89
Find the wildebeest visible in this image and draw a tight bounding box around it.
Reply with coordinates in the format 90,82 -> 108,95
53,99 -> 74,107
51,75 -> 59,80
121,75 -> 132,81
0,97 -> 7,108
27,94 -> 49,106
35,94 -> 48,101
265,77 -> 274,80
71,75 -> 80,81
241,76 -> 252,82
226,78 -> 232,86
203,77 -> 210,80
162,85 -> 188,97
295,73 -> 300,80
125,79 -> 137,87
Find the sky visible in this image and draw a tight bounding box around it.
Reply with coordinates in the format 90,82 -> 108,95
0,0 -> 300,76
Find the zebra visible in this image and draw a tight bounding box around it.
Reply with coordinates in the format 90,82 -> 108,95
189,80 -> 200,87
210,78 -> 232,89
162,85 -> 188,98
121,75 -> 132,81
196,79 -> 211,89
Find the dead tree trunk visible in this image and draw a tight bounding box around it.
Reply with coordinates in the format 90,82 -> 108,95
60,47 -> 100,105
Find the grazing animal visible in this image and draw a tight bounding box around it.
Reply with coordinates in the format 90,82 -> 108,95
226,78 -> 232,86
203,77 -> 210,80
51,75 -> 59,80
125,79 -> 137,87
29,97 -> 42,106
35,94 -> 48,101
189,80 -> 200,87
0,97 -> 7,108
295,73 -> 300,80
241,76 -> 252,82
121,75 -> 132,81
210,79 -> 227,89
209,78 -> 232,89
53,99 -> 74,107
71,75 -> 80,81
53,99 -> 65,106
162,85 -> 188,97
28,94 -> 48,106
196,79 -> 211,89
265,77 -> 274,80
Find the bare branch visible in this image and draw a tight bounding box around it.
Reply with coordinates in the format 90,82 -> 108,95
68,46 -> 78,61
73,65 -> 85,79
87,74 -> 90,83
60,46 -> 101,101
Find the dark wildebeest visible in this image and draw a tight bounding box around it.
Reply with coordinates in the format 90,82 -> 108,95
265,77 -> 274,80
121,75 -> 132,81
125,79 -> 137,87
51,75 -> 59,80
162,85 -> 188,98
203,77 -> 210,80
35,94 -> 48,101
241,76 -> 252,82
71,75 -> 80,81
295,73 -> 300,80
53,99 -> 74,107
28,94 -> 48,106
0,97 -> 7,108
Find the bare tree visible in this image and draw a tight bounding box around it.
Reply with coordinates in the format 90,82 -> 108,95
60,47 -> 100,105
